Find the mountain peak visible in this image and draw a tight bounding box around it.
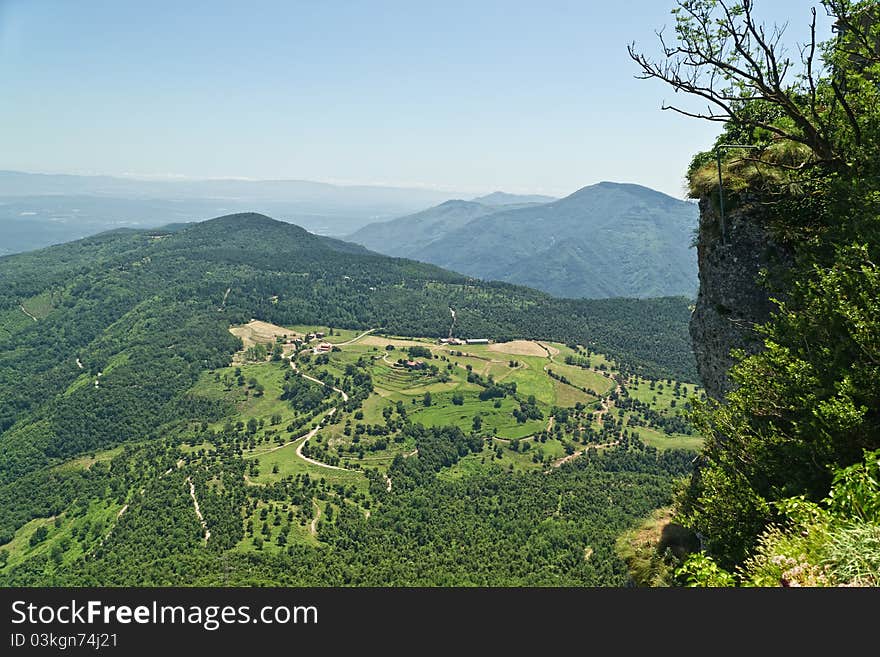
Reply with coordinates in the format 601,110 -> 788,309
472,191 -> 556,206
200,212 -> 282,227
569,181 -> 686,204
184,212 -> 313,237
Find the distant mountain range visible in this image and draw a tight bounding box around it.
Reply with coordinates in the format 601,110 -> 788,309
0,170 -> 474,255
348,182 -> 699,299
0,171 -> 565,257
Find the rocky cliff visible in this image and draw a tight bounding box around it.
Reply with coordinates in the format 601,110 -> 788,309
689,195 -> 793,399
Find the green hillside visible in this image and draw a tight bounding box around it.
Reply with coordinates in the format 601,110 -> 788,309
347,200 -> 500,258
349,182 -> 699,299
0,212 -> 699,585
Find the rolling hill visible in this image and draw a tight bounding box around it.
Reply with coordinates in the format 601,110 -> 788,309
349,182 -> 699,299
0,212 -> 698,586
345,192 -> 558,259
346,200 -> 501,258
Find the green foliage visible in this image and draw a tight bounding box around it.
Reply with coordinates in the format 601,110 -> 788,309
684,244 -> 880,566
29,526 -> 49,548
1,443 -> 687,586
672,1 -> 880,572
675,553 -> 736,587
0,212 -> 701,586
407,346 -> 432,359
826,448 -> 880,523
679,449 -> 880,586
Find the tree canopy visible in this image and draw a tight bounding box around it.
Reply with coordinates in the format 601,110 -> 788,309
634,0 -> 880,578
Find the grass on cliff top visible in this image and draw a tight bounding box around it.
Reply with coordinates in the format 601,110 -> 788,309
688,140 -> 814,199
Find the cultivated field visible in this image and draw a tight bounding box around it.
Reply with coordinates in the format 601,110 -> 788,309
3,320 -> 702,563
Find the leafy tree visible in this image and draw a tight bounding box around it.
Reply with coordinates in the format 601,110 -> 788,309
472,415 -> 482,432
408,346 -> 432,359
634,0 -> 880,568
29,526 -> 48,547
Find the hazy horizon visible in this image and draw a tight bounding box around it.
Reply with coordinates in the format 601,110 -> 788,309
0,0 -> 831,200
0,167 -> 697,202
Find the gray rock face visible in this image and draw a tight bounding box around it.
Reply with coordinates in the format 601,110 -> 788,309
689,195 -> 793,399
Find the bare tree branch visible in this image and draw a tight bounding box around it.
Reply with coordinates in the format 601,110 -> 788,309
628,0 -> 850,167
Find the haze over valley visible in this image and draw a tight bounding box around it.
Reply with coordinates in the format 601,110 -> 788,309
2,171 -> 697,300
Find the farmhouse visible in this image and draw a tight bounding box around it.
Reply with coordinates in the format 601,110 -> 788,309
403,360 -> 426,370
313,342 -> 333,354
465,338 -> 489,345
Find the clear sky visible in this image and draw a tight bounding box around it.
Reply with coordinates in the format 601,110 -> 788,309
0,0 -> 832,199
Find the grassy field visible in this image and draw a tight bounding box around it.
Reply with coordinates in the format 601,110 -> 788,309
53,445 -> 125,473
244,438 -> 369,491
547,361 -> 615,395
630,426 -> 705,452
409,391 -> 547,439
553,379 -> 599,407
0,291 -> 61,340
0,498 -> 124,572
0,306 -> 35,341
190,360 -> 311,434
628,376 -> 703,410
438,434 -> 569,480
286,325 -> 364,344
173,325 -> 704,537
21,291 -> 57,320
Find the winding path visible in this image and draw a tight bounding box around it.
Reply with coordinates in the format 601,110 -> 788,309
335,328 -> 376,346
309,500 -> 321,536
290,360 -> 350,402
294,410 -> 350,471
19,304 -> 37,322
551,440 -> 620,468
186,476 -> 211,544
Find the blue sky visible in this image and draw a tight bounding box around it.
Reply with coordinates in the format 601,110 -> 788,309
0,0 -> 832,198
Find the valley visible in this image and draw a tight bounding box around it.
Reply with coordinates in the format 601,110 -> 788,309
0,213 -> 700,586
0,317 -> 703,581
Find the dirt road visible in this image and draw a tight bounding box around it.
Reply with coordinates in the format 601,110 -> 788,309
186,477 -> 211,544
294,412 -> 350,471
335,328 -> 376,346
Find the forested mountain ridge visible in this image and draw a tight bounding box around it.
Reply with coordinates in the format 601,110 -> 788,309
0,211 -> 699,585
348,182 -> 699,299
0,212 -> 695,482
347,200 -> 504,258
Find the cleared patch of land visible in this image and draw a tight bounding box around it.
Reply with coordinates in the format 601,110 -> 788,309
230,319 -> 300,348
360,335 -> 435,349
489,340 -> 550,357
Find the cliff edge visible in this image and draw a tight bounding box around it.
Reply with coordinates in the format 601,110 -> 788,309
689,195 -> 793,399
